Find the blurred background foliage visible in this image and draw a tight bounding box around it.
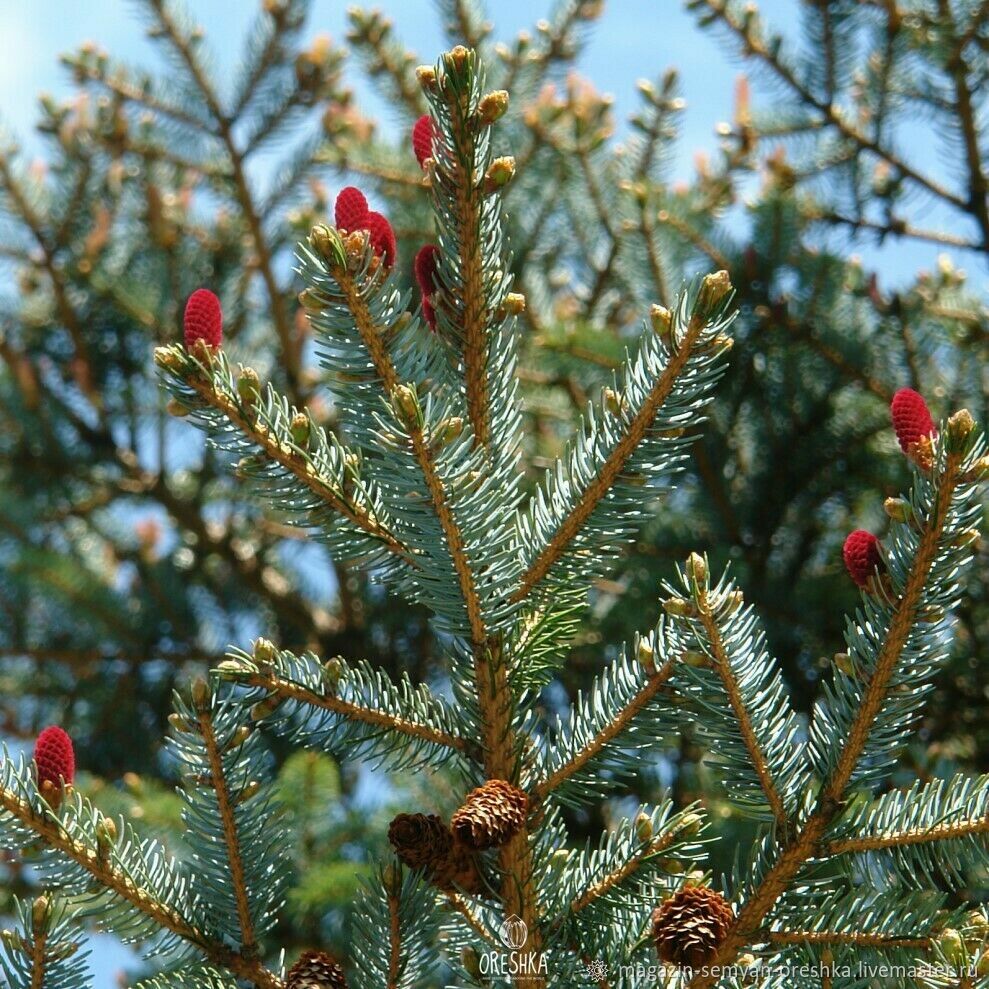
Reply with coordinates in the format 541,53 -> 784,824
0,0 -> 986,974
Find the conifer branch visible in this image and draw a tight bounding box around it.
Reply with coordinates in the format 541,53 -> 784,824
238,669 -> 467,754
570,825 -> 681,914
684,434 -> 977,988
194,704 -> 258,958
828,816 -> 989,855
692,579 -> 788,828
535,656 -> 676,800
825,449 -> 965,802
513,300 -> 723,603
158,348 -> 415,566
765,930 -> 932,950
148,1 -> 302,401
0,784 -> 282,988
691,0 -> 968,213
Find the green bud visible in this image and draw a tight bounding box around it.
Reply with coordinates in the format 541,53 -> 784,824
391,384 -> 419,426
679,812 -> 703,837
483,155 -> 516,193
309,223 -> 345,266
166,398 -> 190,418
290,411 -> 311,449
154,346 -> 184,371
685,552 -> 707,585
433,416 -> 464,448
636,637 -> 655,669
663,597 -> 697,618
191,676 -> 211,712
635,812 -> 653,842
650,303 -> 672,340
32,896 -> 49,930
834,653 -> 854,676
682,650 -> 711,668
940,928 -> 966,966
883,497 -> 911,523
236,781 -> 261,804
253,638 -> 278,666
602,387 -> 625,416
250,695 -> 283,722
323,657 -> 344,693
946,408 -> 975,450
236,366 -> 261,405
694,269 -> 733,318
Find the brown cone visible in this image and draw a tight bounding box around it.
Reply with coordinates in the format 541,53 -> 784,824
286,950 -> 348,989
388,812 -> 484,895
652,887 -> 734,970
388,813 -> 452,870
451,779 -> 529,851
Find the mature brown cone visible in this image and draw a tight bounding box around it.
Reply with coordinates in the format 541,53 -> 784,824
451,779 -> 529,851
651,887 -> 734,969
388,813 -> 452,870
286,950 -> 348,988
388,812 -> 484,895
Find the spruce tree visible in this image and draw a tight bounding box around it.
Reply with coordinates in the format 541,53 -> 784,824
2,32 -> 989,989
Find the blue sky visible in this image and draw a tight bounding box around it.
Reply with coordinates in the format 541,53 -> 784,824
1,0 -> 980,288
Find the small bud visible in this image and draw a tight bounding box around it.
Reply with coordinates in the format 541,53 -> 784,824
483,156 -> 516,194
290,412 -> 311,449
946,408 -> 976,450
237,781 -> 262,804
96,814 -> 117,846
0,930 -> 19,951
694,269 -> 733,317
383,862 -> 402,892
415,65 -> 437,90
298,287 -> 323,312
444,45 -> 470,75
433,416 -> 464,448
685,552 -> 707,585
663,597 -> 696,618
635,812 -> 653,842
166,398 -> 190,418
679,812 -> 703,837
309,223 -> 344,266
650,303 -> 672,339
602,387 -> 624,416
32,896 -> 49,930
236,366 -> 261,405
323,657 -> 343,693
154,346 -> 184,371
191,677 -> 210,712
737,953 -> 756,969
952,528 -> 981,549
391,384 -> 419,425
550,848 -> 571,869
477,89 -> 509,125
834,653 -> 854,676
965,455 -> 989,482
883,497 -> 912,523
939,928 -> 966,966
226,726 -> 251,749
500,292 -> 526,316
168,712 -> 195,732
721,590 -> 744,614
253,638 -> 278,666
966,909 -> 989,942
636,638 -> 655,669
656,857 -> 683,872
250,695 -> 283,722
682,650 -> 711,668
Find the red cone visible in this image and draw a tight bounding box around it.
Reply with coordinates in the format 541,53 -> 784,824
414,244 -> 441,329
365,211 -> 397,267
183,289 -> 223,350
891,388 -> 936,455
334,186 -> 369,232
843,530 -> 882,588
413,114 -> 437,168
34,726 -> 75,788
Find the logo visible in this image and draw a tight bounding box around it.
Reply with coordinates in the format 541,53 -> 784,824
499,914 -> 528,950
